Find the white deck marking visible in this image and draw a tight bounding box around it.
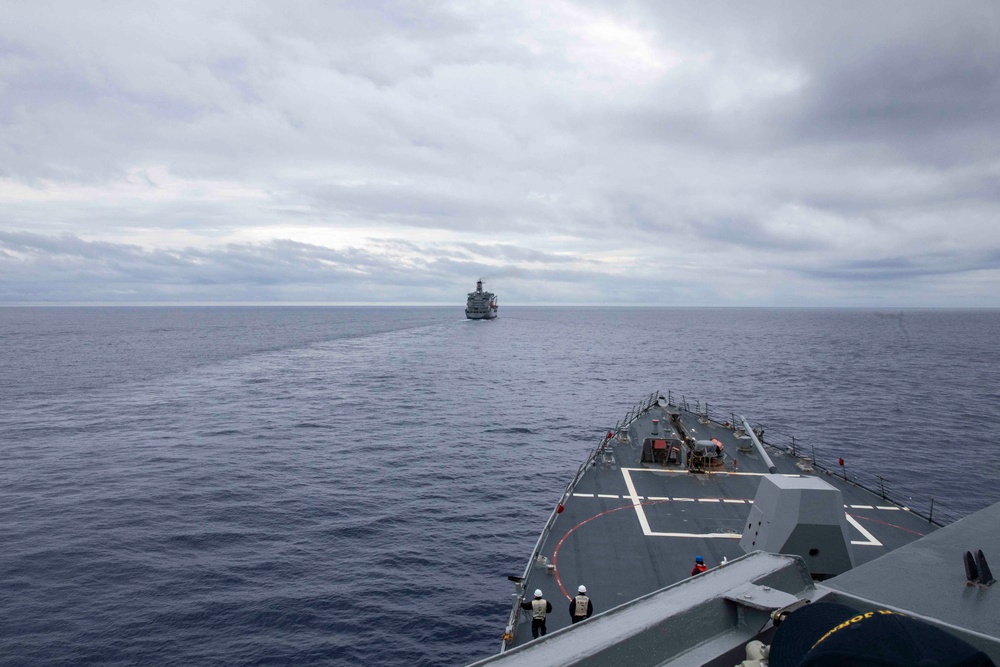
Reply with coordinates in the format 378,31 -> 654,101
620,469 -> 735,538
572,495 -> 901,523
620,468 -> 653,535
612,467 -> 892,543
643,531 -> 741,539
621,468 -> 802,478
846,514 -> 882,547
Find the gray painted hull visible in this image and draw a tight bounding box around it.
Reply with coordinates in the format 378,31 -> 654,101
499,392 -> 947,652
466,280 -> 498,319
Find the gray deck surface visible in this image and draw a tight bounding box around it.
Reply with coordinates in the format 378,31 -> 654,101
509,402 -> 940,647
822,500 -> 1000,646
475,502 -> 1000,666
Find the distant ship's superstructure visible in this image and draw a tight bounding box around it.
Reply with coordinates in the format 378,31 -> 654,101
466,280 -> 498,320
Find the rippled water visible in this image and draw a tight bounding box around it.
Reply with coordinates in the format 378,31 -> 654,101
2,307 -> 999,665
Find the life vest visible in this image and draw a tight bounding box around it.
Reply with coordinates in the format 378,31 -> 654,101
574,595 -> 590,617
531,599 -> 548,620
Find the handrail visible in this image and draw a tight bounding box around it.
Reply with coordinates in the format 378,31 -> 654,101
712,401 -> 960,526
500,392 -> 659,652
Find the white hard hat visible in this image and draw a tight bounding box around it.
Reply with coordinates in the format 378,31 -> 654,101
578,585 -> 587,593
534,589 -> 543,597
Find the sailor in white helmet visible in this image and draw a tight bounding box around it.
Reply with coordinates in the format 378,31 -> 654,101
569,584 -> 594,624
519,588 -> 553,638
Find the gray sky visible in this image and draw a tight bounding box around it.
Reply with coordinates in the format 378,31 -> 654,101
2,1 -> 999,306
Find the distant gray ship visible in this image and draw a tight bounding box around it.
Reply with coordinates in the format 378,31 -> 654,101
466,280 -> 498,320
472,391 -> 1000,666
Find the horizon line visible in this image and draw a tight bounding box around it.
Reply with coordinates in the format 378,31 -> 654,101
2,303 -> 998,310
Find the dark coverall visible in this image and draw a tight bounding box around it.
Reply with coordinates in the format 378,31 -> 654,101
569,594 -> 594,624
520,597 -> 553,638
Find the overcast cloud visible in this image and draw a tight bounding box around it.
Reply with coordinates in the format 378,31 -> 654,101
2,1 -> 998,305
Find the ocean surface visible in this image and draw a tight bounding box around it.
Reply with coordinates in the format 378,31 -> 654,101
3,306 -> 1000,666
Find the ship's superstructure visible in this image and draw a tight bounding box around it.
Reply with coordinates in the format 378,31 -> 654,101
471,392 -> 1000,666
466,280 -> 498,320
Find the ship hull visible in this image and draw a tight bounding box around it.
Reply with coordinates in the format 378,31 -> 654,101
465,280 -> 498,319
500,392 -> 945,651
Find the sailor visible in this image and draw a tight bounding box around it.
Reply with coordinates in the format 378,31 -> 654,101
691,555 -> 708,576
520,589 -> 553,639
569,585 -> 594,624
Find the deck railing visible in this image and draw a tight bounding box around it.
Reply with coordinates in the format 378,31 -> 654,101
500,392 -> 659,652
651,392 -> 959,526
696,398 -> 962,526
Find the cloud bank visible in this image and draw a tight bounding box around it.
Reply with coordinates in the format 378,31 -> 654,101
2,1 -> 998,305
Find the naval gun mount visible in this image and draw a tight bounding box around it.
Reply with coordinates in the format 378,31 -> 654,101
740,474 -> 856,579
639,412 -> 726,471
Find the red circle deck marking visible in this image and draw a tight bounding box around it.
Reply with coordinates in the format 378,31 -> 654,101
551,499 -> 670,600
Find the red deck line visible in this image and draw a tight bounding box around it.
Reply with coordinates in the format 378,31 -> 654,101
551,499 -> 670,600
848,512 -> 928,537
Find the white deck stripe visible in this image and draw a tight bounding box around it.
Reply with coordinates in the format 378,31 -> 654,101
621,467 -> 802,478
571,496 -> 755,505
876,506 -> 899,511
644,531 -> 742,539
614,469 -> 894,545
620,469 -> 653,535
846,514 -> 883,547
850,505 -> 874,509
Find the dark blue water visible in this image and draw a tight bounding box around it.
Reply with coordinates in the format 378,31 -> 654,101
3,307 -> 1000,666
